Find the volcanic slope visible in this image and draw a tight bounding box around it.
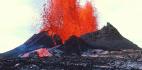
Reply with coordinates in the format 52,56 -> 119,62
0,32 -> 55,58
81,22 -> 141,50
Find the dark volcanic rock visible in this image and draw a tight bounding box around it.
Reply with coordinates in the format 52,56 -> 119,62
17,64 -> 40,70
1,50 -> 142,70
63,36 -> 93,56
24,31 -> 54,48
81,22 -> 141,50
53,34 -> 63,45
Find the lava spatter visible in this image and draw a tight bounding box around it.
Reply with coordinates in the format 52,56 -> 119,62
41,0 -> 97,42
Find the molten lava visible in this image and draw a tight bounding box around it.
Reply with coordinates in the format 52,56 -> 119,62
36,48 -> 52,57
41,0 -> 97,41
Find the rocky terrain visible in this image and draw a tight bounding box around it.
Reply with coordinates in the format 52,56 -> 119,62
1,49 -> 142,70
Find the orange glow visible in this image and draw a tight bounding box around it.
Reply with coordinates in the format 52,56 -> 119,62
41,0 -> 97,41
36,48 -> 52,57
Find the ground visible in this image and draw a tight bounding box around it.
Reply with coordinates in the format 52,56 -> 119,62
0,49 -> 142,70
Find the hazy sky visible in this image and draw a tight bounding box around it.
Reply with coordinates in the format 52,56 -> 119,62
0,0 -> 43,52
0,0 -> 142,53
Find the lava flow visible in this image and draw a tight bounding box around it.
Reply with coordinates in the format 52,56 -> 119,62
41,0 -> 97,42
36,48 -> 52,57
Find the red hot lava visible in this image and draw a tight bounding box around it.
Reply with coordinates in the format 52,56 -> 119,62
41,0 -> 97,42
36,48 -> 52,57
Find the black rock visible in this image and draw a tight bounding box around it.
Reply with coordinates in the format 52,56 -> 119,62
18,64 -> 40,70
53,34 -> 63,45
24,31 -> 54,48
81,22 -> 141,50
63,35 -> 93,56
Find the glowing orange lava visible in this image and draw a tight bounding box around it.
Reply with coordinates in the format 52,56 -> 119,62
41,0 -> 97,41
36,48 -> 52,57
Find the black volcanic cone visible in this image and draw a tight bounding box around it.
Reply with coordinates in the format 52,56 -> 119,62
63,35 -> 93,56
0,31 -> 54,58
81,22 -> 141,50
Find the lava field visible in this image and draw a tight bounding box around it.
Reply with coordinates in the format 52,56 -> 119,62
1,50 -> 142,70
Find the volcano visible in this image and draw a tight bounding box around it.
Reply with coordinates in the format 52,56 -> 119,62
0,23 -> 142,70
0,23 -> 140,58
0,0 -> 142,69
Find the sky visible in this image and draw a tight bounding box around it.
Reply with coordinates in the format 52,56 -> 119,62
0,0 -> 142,53
0,0 -> 43,52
